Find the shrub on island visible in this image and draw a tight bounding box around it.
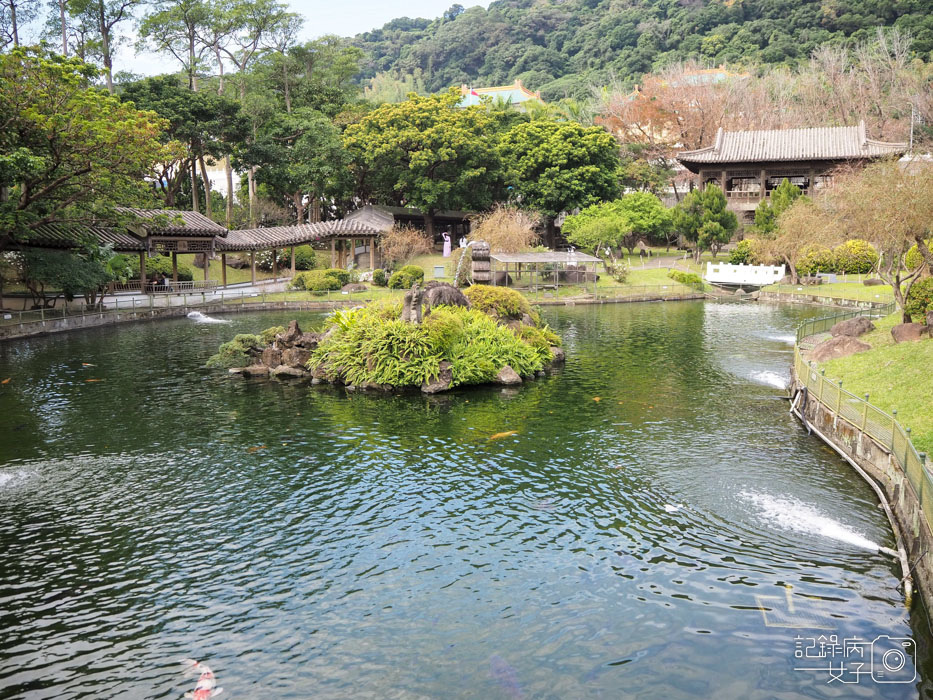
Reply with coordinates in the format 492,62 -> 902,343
308,301 -> 558,389
463,284 -> 533,319
208,286 -> 564,392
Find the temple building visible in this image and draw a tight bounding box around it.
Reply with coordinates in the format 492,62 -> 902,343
676,122 -> 907,222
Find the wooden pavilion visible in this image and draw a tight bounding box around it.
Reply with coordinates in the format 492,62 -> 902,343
677,122 -> 907,223
346,204 -> 474,243
487,251 -> 602,298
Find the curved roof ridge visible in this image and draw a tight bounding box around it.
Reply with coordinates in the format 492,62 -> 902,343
677,122 -> 906,166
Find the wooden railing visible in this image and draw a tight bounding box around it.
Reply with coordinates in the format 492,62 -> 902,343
110,280 -> 220,294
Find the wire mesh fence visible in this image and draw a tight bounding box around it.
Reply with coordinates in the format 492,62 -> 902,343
794,343 -> 930,531
795,302 -> 896,343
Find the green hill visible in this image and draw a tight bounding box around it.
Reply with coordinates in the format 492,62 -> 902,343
351,0 -> 933,100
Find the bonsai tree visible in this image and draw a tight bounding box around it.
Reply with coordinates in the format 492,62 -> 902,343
672,184 -> 737,262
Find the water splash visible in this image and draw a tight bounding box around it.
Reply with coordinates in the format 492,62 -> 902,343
749,370 -> 788,390
0,468 -> 34,489
740,491 -> 882,552
765,333 -> 796,345
187,311 -> 230,324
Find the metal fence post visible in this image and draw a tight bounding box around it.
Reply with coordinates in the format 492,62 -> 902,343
905,428 -> 912,466
862,394 -> 869,431
892,410 -> 898,450
836,380 -> 843,415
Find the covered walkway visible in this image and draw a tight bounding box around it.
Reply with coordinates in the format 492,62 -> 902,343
22,210 -> 385,294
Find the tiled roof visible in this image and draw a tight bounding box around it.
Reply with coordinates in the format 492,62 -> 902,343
22,217 -> 384,254
28,224 -> 148,251
677,122 -> 906,167
217,220 -> 385,251
116,208 -> 228,237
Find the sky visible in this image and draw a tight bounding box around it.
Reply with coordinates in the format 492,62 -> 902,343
31,0 -> 492,77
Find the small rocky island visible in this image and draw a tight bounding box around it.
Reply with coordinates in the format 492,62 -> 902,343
208,283 -> 565,393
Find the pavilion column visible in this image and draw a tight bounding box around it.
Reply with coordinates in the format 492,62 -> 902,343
272,247 -> 277,282
720,171 -> 727,195
330,239 -> 336,268
221,253 -> 227,288
290,245 -> 296,276
250,250 -> 256,285
369,236 -> 375,270
139,251 -> 147,292
172,252 -> 178,285
760,169 -> 767,202
203,254 -> 209,281
807,168 -> 815,196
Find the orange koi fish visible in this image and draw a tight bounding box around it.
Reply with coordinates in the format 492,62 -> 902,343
489,430 -> 518,440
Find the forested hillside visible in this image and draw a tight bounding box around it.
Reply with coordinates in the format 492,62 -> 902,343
353,0 -> 933,99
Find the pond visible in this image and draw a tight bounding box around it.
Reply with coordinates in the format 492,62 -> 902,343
0,301 -> 929,699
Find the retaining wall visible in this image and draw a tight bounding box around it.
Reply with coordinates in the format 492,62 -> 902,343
791,372 -> 933,611
0,301 -> 363,341
760,291 -> 892,309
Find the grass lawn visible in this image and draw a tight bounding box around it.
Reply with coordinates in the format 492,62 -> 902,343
817,312 -> 933,455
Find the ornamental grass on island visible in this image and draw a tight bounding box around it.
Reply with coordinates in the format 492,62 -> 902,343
207,285 -> 565,393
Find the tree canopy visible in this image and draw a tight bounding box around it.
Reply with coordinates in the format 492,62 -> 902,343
754,178 -> 807,236
351,0 -> 933,101
672,184 -> 738,261
498,119 -> 620,241
0,48 -> 168,249
343,89 -> 502,234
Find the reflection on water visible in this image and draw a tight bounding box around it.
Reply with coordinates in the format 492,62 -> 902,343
0,301 -> 927,699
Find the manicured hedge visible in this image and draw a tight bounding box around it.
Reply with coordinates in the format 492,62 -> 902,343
387,264 -> 425,289
667,269 -> 704,289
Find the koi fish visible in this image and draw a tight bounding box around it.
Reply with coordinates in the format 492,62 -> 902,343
489,654 -> 523,699
489,430 -> 518,441
1,378 -> 9,384
85,378 -> 103,383
246,445 -> 266,453
593,396 -> 601,402
82,363 -> 96,367
180,659 -> 223,699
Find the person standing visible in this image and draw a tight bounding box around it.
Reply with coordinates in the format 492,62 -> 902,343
442,229 -> 452,258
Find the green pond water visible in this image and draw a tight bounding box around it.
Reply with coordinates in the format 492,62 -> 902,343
0,301 -> 930,699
